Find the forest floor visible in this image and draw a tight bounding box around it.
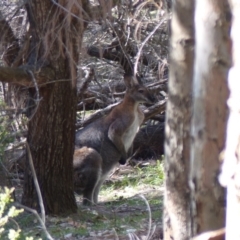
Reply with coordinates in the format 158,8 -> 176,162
5,160 -> 164,240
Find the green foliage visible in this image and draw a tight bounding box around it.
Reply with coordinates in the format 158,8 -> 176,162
137,160 -> 164,186
0,187 -> 24,240
0,188 -> 43,240
103,160 -> 164,191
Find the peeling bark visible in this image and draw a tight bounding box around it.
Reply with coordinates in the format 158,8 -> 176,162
190,0 -> 231,235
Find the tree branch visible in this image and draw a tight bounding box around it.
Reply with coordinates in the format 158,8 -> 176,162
143,100 -> 166,121
0,66 -> 54,87
87,42 -> 161,72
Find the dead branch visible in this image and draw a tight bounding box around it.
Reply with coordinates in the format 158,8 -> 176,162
87,42 -> 161,72
147,79 -> 168,87
26,142 -> 46,223
76,101 -> 119,129
78,68 -> 95,98
77,77 -> 167,110
134,17 -> 167,75
143,100 -> 166,121
0,66 -> 54,86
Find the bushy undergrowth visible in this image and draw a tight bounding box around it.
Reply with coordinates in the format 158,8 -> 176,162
0,188 -> 42,240
0,187 -> 24,240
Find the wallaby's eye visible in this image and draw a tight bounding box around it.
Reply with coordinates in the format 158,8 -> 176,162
138,89 -> 144,94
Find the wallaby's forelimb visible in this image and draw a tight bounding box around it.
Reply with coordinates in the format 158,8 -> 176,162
119,145 -> 133,165
108,122 -> 128,159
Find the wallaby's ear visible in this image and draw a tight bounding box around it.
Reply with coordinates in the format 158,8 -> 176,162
123,74 -> 141,88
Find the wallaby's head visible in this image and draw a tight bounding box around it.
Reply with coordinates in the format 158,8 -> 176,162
124,74 -> 155,104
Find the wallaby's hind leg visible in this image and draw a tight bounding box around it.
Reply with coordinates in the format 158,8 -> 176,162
93,177 -> 105,204
73,147 -> 102,205
82,173 -> 99,205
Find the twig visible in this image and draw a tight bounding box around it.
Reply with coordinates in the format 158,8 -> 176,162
140,194 -> 156,240
76,101 -> 119,128
112,228 -> 119,240
134,17 -> 168,76
146,79 -> 168,87
15,203 -> 54,240
4,140 -> 26,152
78,68 -> 94,98
143,100 -> 166,121
106,19 -> 134,74
25,142 -> 45,224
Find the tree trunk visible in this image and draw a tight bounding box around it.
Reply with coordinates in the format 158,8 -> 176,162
190,0 -> 231,235
22,80 -> 78,214
21,0 -> 87,214
219,1 -> 240,239
164,0 -> 194,239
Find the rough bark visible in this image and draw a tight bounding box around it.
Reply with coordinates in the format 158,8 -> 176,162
219,1 -> 240,239
164,0 -> 195,239
190,0 -> 231,235
20,0 -> 87,214
22,79 -> 77,214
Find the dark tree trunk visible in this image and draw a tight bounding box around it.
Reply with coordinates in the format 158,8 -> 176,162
20,0 -> 88,214
22,79 -> 77,214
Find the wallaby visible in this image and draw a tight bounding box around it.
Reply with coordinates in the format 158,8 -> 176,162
74,75 -> 154,205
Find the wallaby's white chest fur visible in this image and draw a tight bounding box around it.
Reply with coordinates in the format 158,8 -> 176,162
122,114 -> 141,152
